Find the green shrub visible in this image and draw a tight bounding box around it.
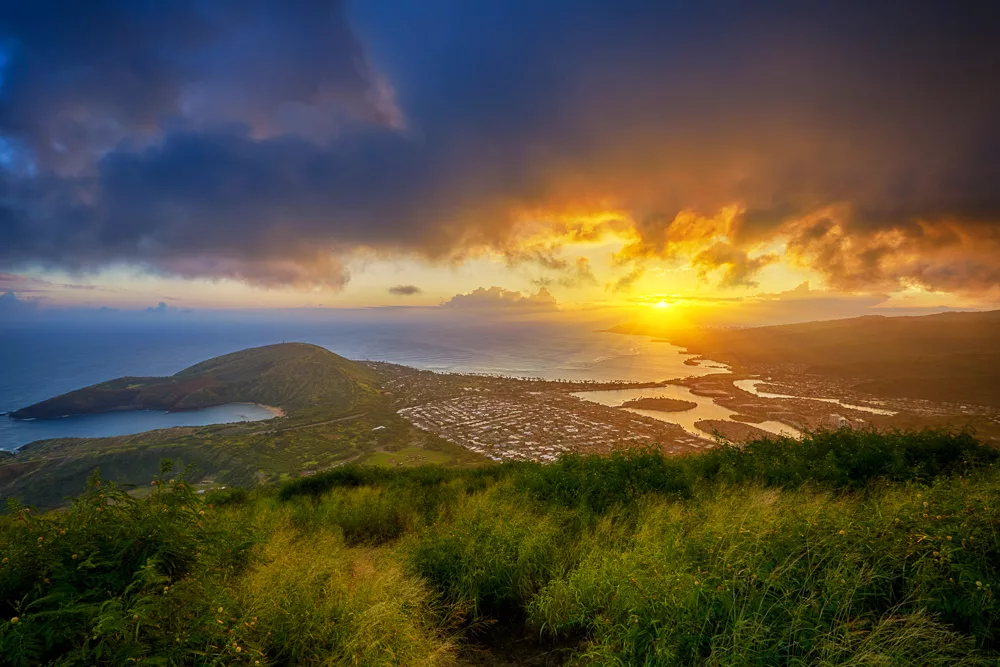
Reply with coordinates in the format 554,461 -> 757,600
276,461 -> 518,502
205,486 -> 251,506
515,449 -> 695,514
289,486 -> 413,544
0,463 -> 461,666
699,428 -> 995,489
0,463 -> 256,665
278,465 -> 396,501
406,491 -> 572,618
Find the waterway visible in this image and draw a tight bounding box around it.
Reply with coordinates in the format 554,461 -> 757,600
732,379 -> 897,416
571,385 -> 802,440
1,403 -> 281,449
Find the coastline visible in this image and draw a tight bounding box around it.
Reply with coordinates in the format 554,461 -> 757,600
0,402 -> 285,452
9,402 -> 285,421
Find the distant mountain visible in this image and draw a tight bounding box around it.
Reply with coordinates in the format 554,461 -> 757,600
665,310 -> 1000,406
11,342 -> 378,419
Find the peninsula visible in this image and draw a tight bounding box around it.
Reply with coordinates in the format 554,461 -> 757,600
10,342 -> 374,420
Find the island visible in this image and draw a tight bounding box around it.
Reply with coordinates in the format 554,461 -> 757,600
620,396 -> 698,412
694,419 -> 777,442
730,413 -> 767,424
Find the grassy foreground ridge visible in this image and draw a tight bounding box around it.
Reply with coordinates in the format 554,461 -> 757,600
3,429 -> 1000,665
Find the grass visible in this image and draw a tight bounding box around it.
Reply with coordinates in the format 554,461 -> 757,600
363,446 -> 454,467
528,482 -> 999,665
3,428 -> 1000,665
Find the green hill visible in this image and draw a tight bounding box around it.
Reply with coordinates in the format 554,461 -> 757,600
0,344 -> 423,509
11,342 -> 378,419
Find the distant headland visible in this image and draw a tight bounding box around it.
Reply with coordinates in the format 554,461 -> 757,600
9,342 -> 365,420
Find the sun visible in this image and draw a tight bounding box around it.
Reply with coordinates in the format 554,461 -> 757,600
654,300 -> 669,309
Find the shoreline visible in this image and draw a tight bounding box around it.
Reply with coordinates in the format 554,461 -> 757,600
8,401 -> 284,422
0,402 -> 285,452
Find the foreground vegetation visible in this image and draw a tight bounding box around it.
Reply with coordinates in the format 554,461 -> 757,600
3,429 -> 1000,665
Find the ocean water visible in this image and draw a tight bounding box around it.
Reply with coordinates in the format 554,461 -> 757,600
0,315 -> 721,449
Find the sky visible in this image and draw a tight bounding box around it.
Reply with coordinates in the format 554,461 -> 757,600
1,0 -> 999,327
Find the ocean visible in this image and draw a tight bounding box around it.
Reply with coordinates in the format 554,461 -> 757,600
0,314 -> 721,449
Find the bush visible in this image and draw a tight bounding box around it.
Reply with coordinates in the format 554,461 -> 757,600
0,463 -> 256,665
0,462 -> 462,665
278,465 -> 396,501
699,428 -> 995,489
276,462 -> 519,502
515,449 -> 695,514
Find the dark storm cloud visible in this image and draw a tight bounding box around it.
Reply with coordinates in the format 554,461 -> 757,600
1,0 -> 999,292
0,0 -> 396,173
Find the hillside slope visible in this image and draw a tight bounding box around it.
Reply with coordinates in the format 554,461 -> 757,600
11,343 -> 378,419
669,310 -> 1000,406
